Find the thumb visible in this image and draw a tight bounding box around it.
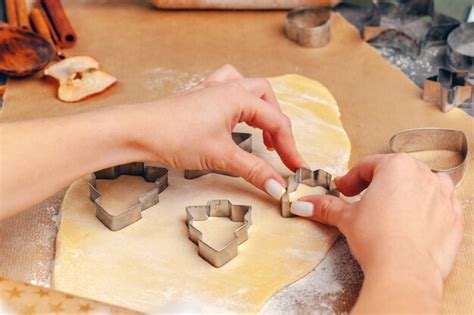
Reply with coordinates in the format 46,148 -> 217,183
225,146 -> 287,200
291,195 -> 349,228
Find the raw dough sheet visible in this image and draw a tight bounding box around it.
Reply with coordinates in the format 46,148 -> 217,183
53,74 -> 351,312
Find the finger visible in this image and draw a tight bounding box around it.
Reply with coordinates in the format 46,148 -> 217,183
237,92 -> 307,171
224,145 -> 287,200
335,154 -> 388,196
236,78 -> 280,112
263,131 -> 275,151
205,64 -> 243,83
234,78 -> 282,151
436,172 -> 455,196
291,195 -> 349,228
187,65 -> 244,93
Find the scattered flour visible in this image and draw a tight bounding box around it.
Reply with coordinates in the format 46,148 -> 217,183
261,237 -> 363,314
144,66 -> 208,94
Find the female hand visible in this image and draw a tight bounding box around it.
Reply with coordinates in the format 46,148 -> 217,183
0,64 -> 306,217
289,154 -> 463,313
128,64 -> 307,199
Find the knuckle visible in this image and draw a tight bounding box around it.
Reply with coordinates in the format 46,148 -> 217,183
259,78 -> 272,89
217,147 -> 234,169
244,159 -> 267,183
388,153 -> 412,166
226,82 -> 245,95
318,198 -> 334,223
221,63 -> 237,72
281,115 -> 292,129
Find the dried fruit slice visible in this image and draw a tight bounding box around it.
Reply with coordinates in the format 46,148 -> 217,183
44,56 -> 116,102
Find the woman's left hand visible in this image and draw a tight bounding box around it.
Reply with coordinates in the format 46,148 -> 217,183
127,64 -> 307,199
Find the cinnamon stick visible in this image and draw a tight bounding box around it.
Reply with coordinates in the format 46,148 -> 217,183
40,0 -> 77,48
5,0 -> 18,27
15,0 -> 30,30
39,6 -> 60,45
30,8 -> 53,45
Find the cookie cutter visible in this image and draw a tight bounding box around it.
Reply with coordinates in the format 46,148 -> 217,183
446,22 -> 474,73
389,128 -> 468,186
361,0 -> 460,50
185,200 -> 252,268
285,7 -> 332,48
281,168 -> 339,218
184,132 -> 252,179
89,162 -> 168,231
422,68 -> 473,112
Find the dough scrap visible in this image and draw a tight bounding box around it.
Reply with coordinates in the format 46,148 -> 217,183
53,74 -> 351,313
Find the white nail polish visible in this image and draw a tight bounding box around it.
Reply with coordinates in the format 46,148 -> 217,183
290,201 -> 314,217
264,179 -> 286,200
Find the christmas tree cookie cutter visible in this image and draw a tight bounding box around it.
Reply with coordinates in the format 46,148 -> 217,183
89,162 -> 168,231
185,200 -> 252,268
281,168 -> 339,218
184,132 -> 252,179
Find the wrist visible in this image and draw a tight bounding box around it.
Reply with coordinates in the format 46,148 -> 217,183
356,240 -> 444,313
92,104 -> 151,165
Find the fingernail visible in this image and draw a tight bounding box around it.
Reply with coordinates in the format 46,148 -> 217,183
264,179 -> 286,200
290,201 -> 314,217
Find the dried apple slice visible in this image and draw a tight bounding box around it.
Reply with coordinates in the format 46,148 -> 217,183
44,56 -> 116,102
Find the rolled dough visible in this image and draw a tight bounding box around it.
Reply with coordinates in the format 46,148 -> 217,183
53,74 -> 351,312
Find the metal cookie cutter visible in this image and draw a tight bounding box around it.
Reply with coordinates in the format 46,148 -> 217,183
285,7 -> 332,48
422,68 -> 473,112
390,128 -> 468,186
281,168 -> 339,218
447,22 -> 474,73
185,132 -> 252,179
89,162 -> 168,231
360,0 -> 459,50
185,200 -> 252,268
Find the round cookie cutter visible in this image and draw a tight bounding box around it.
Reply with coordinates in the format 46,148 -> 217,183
285,7 -> 332,48
447,22 -> 474,72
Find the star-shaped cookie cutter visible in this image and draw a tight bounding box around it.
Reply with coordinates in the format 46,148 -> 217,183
185,200 -> 252,268
89,162 -> 168,231
281,168 -> 339,218
184,132 -> 252,179
422,68 -> 473,112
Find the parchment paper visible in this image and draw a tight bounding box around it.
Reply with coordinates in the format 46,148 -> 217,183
0,1 -> 472,313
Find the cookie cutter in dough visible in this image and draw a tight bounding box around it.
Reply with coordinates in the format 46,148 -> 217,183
281,168 -> 339,218
185,200 -> 252,268
285,7 -> 332,48
446,22 -> 474,73
389,128 -> 468,186
422,68 -> 473,112
184,132 -> 252,179
89,162 -> 168,231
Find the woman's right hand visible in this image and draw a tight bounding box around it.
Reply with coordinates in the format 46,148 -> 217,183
290,154 -> 463,313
